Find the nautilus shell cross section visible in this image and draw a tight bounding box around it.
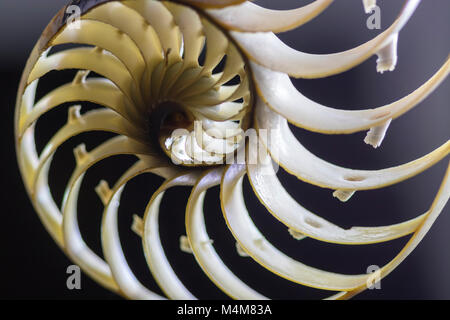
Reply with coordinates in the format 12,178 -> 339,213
14,0 -> 449,299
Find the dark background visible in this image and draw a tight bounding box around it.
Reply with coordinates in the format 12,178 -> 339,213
0,0 -> 449,300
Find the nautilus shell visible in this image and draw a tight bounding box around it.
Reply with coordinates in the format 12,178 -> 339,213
14,0 -> 449,299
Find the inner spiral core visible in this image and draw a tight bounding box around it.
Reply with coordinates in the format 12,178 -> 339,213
148,101 -> 192,147
132,1 -> 254,167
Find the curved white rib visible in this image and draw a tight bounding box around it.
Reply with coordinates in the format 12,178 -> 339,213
247,150 -> 427,244
337,162 -> 450,299
60,136 -> 156,293
186,168 -> 267,299
101,160 -> 178,300
251,58 -> 450,134
256,98 -> 450,190
207,0 -> 334,33
232,0 -> 420,78
142,172 -> 200,300
221,164 -> 371,291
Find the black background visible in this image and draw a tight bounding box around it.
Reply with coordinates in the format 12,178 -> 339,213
0,0 -> 449,299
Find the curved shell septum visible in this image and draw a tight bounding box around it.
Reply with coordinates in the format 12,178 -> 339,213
14,0 -> 449,300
